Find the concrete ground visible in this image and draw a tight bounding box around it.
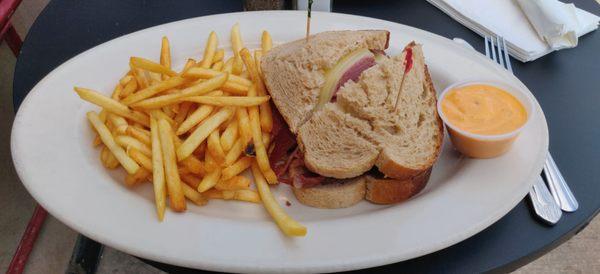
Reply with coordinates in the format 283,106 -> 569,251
0,1 -> 598,273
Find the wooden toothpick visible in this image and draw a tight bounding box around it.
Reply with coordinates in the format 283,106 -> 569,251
306,0 -> 313,42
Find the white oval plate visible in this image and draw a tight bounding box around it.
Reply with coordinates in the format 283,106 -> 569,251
11,11 -> 548,273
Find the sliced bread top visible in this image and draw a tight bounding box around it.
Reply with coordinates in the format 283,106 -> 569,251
261,30 -> 390,134
298,43 -> 444,179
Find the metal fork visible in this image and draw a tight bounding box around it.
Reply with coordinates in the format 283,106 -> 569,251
485,35 -> 563,225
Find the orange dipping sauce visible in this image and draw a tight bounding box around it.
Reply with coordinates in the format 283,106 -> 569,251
441,84 -> 527,136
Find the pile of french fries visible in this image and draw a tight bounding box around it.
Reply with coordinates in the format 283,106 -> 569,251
75,24 -> 306,237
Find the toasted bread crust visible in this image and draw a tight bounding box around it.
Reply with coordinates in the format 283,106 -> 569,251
291,168 -> 431,208
375,65 -> 444,179
365,168 -> 431,204
292,177 -> 366,209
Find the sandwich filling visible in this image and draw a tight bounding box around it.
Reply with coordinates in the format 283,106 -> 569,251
317,48 -> 376,109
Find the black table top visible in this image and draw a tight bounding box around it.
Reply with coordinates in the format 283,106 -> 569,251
12,0 -> 600,273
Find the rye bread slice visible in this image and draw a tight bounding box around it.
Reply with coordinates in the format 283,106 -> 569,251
261,30 -> 390,134
365,168 -> 432,204
292,176 -> 366,209
297,43 -> 443,180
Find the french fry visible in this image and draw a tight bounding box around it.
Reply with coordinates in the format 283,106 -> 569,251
132,122 -> 145,130
223,57 -> 234,73
160,36 -> 171,80
131,73 -> 227,109
200,31 -> 218,68
234,189 -> 261,203
100,144 -> 108,163
212,49 -> 225,64
162,105 -> 176,118
173,101 -> 193,126
130,57 -> 178,77
261,30 -> 272,53
150,117 -> 167,221
127,125 -> 151,146
183,67 -> 252,86
111,83 -> 123,100
236,108 -> 252,147
197,169 -> 221,193
239,70 -> 250,79
115,135 -> 152,157
158,119 -> 186,212
215,176 -> 251,191
128,148 -> 153,171
254,50 -> 263,77
232,59 -> 244,75
178,166 -> 191,176
204,148 -> 218,172
101,146 -> 120,169
204,189 -> 260,203
211,61 -> 224,71
183,96 -> 269,107
223,190 -> 236,199
121,76 -> 187,105
120,78 -> 138,98
231,23 -> 243,58
93,135 -> 102,147
182,155 -> 206,176
181,183 -> 208,205
176,107 -> 234,161
171,134 -> 207,177
221,156 -> 252,181
149,109 -> 175,127
107,113 -> 128,134
180,58 -> 196,74
262,132 -> 271,148
148,71 -> 162,85
240,48 -> 273,132
125,168 -> 151,187
221,81 -> 249,95
176,105 -> 214,135
120,75 -> 134,86
164,88 -> 182,95
87,111 -> 140,174
207,131 -> 226,165
181,173 -> 201,189
220,120 -> 238,152
252,163 -> 306,237
181,78 -> 204,89
246,85 -> 277,183
171,103 -> 180,114
225,137 -> 244,166
99,109 -> 108,123
193,141 -> 207,157
204,189 -> 225,199
132,67 -> 150,89
74,88 -> 150,126
231,23 -> 244,75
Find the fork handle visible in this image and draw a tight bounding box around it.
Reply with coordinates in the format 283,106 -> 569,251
543,153 -> 579,212
529,177 -> 562,225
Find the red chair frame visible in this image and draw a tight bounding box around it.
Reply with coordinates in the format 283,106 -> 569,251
1,0 -> 24,56
3,1 -> 48,274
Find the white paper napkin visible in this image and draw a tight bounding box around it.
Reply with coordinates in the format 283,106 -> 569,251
426,0 -> 599,62
517,0 -> 594,50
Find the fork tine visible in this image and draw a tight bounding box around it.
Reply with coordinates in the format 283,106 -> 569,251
502,37 -> 513,73
496,36 -> 505,68
490,36 -> 497,63
485,36 -> 490,58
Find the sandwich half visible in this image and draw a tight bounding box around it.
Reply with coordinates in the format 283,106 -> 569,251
262,30 -> 443,208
